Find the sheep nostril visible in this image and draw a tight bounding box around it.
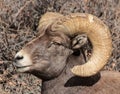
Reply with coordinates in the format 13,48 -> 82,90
15,56 -> 24,61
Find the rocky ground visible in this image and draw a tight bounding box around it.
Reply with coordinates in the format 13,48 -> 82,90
0,0 -> 120,94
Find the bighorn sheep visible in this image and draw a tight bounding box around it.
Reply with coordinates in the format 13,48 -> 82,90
13,12 -> 120,94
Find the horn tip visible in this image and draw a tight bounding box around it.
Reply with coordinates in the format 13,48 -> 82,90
71,66 -> 98,77
71,66 -> 82,76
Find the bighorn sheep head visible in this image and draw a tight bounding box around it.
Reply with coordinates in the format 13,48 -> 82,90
14,12 -> 112,79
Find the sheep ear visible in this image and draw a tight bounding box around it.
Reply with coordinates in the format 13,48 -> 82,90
37,12 -> 64,37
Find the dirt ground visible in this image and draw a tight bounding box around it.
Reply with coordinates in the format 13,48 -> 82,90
0,0 -> 120,94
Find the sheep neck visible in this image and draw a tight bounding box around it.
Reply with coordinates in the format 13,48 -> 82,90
42,53 -> 100,94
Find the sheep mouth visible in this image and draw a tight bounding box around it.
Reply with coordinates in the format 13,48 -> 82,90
13,63 -> 32,72
13,62 -> 32,68
14,65 -> 32,72
16,65 -> 32,69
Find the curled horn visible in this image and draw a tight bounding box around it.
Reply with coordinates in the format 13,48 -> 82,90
51,13 -> 112,77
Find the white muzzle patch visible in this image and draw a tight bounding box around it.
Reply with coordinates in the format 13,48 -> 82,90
14,50 -> 32,72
